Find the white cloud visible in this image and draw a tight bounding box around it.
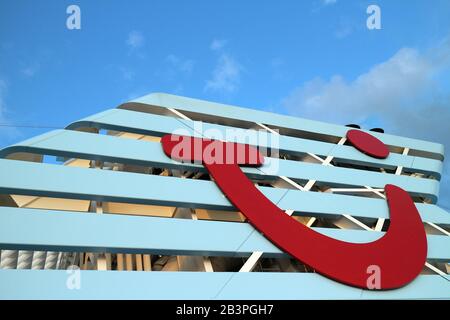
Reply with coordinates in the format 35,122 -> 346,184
0,79 -> 6,117
205,53 -> 242,93
210,39 -> 227,51
206,39 -> 243,93
311,0 -> 337,13
335,24 -> 352,39
21,63 -> 40,77
119,67 -> 135,81
271,57 -> 284,68
323,0 -> 337,5
126,31 -> 145,49
0,78 -> 20,140
270,57 -> 287,80
283,47 -> 435,124
282,37 -> 450,208
166,54 -> 194,75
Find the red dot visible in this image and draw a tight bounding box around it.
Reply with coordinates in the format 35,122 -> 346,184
346,129 -> 389,159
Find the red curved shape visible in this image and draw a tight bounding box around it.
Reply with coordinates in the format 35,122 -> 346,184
347,129 -> 389,159
161,134 -> 427,290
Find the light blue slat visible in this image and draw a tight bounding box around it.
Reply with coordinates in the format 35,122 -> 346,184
278,190 -> 450,226
65,109 -> 443,178
0,130 -> 440,199
268,159 -> 439,200
0,157 -> 446,222
0,158 -> 239,210
183,118 -> 443,178
0,207 -> 448,260
0,270 -> 448,300
123,92 -> 445,158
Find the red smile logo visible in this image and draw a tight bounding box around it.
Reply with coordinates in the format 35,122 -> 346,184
161,129 -> 427,290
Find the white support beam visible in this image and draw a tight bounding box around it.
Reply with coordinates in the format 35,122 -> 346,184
168,107 -> 191,121
256,123 -> 278,135
279,176 -> 305,191
342,214 -> 373,232
425,262 -> 447,277
426,222 -> 450,237
330,188 -> 384,194
306,217 -> 316,228
307,152 -> 327,164
395,148 -> 410,175
239,251 -> 264,272
376,147 -> 410,231
374,218 -> 385,232
240,208 -> 294,272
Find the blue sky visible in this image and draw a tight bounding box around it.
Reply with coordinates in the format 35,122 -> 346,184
0,0 -> 449,208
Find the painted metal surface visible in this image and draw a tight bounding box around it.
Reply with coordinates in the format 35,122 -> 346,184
1,129 -> 442,189
1,129 -> 448,223
0,148 -> 440,203
0,270 -> 449,300
161,134 -> 428,289
122,93 -> 445,157
0,158 -> 442,212
0,207 -> 449,261
0,92 -> 448,299
64,110 -> 443,178
1,133 -> 448,225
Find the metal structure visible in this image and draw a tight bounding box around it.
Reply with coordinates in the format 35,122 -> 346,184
0,92 -> 448,299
